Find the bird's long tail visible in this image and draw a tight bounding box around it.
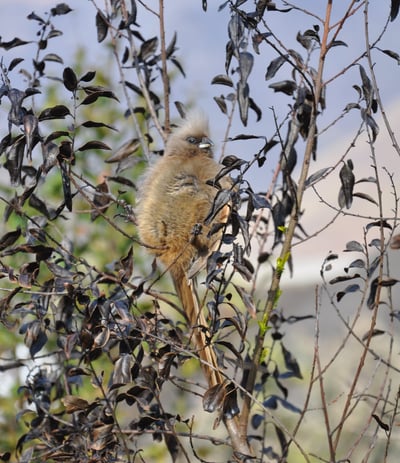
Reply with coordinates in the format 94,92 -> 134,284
172,266 -> 222,388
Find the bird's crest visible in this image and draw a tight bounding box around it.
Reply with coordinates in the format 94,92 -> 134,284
173,109 -> 210,140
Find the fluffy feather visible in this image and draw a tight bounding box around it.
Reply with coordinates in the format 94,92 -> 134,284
136,113 -> 231,387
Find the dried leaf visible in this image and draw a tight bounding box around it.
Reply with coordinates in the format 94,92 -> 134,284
77,140 -> 111,151
139,37 -> 158,61
305,167 -> 331,187
239,52 -> 254,83
339,161 -> 355,209
211,74 -> 233,87
0,228 -> 21,251
336,284 -> 360,302
228,13 -> 244,49
51,3 -> 73,15
0,37 -> 31,50
63,67 -> 78,91
62,395 -> 90,413
96,11 -> 109,42
39,105 -> 70,121
203,383 -> 225,413
391,0 -> 400,21
269,80 -> 297,95
265,55 -> 287,80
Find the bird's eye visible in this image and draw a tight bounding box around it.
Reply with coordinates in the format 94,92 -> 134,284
186,136 -> 198,145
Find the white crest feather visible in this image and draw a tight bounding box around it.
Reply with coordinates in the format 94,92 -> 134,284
172,109 -> 210,140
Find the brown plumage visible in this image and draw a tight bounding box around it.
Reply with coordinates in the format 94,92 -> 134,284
136,112 -> 231,387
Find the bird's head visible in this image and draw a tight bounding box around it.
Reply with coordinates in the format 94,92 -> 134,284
165,111 -> 214,158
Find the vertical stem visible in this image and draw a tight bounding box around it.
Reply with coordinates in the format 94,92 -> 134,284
332,0 -> 386,450
240,0 -> 333,434
159,0 -> 171,133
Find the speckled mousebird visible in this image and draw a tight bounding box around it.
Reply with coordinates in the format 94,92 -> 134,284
136,111 -> 232,387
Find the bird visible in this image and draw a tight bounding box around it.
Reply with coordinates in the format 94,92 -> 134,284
136,111 -> 232,388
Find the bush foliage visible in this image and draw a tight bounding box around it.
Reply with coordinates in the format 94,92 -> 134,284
0,1 -> 399,462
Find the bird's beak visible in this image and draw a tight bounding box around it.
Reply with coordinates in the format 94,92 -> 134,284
198,137 -> 213,150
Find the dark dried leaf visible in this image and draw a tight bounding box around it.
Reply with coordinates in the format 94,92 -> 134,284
329,274 -> 361,285
367,277 -> 378,309
8,58 -> 24,71
108,176 -> 136,188
23,320 -> 47,357
380,48 -> 400,64
63,67 -> 78,92
170,57 -> 186,77
366,220 -> 392,231
391,0 -> 400,21
362,329 -> 385,341
0,228 -> 21,251
368,255 -> 381,278
281,343 -> 302,379
81,120 -> 117,131
228,134 -> 261,141
269,80 -> 297,95
62,395 -> 90,413
23,114 -> 38,158
113,354 -> 133,384
249,97 -> 262,121
352,191 -> 378,205
5,137 -> 25,186
27,12 -> 45,23
165,31 -> 177,58
7,88 -> 26,126
106,139 -> 140,163
203,383 -> 225,413
305,167 -> 331,187
204,189 -> 231,225
250,192 -> 270,210
239,52 -> 254,83
381,278 -> 399,287
223,382 -> 240,420
39,104 -> 70,121
225,40 -> 234,73
361,110 -> 379,141
265,55 -> 287,80
80,70 -> 96,82
165,433 -> 179,462
347,259 -> 365,269
77,140 -> 111,151
139,37 -> 158,61
228,13 -> 244,49
59,160 -> 72,211
211,74 -> 233,87
372,413 -> 390,431
339,161 -> 355,209
41,141 -> 59,173
237,81 -> 249,126
80,90 -> 119,105
96,11 -> 109,42
43,53 -> 63,64
213,96 -> 227,114
51,3 -> 72,15
331,40 -> 348,47
91,181 -> 110,221
28,194 -> 52,219
336,284 -> 360,302
345,240 -> 364,252
234,285 -> 256,318
0,37 -> 31,50
252,413 -> 263,429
